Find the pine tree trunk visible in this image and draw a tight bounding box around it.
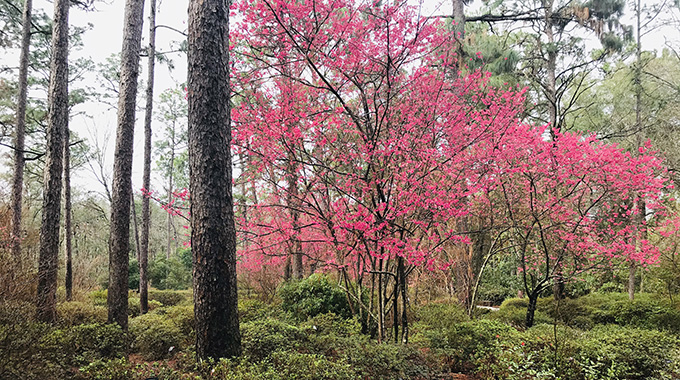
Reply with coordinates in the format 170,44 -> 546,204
140,0 -> 156,315
630,0 -> 644,302
543,0 -> 558,138
131,193 -> 141,261
167,146 -> 174,259
10,0 -> 32,276
64,126 -> 73,302
37,0 -> 69,323
188,0 -> 241,359
108,0 -> 145,330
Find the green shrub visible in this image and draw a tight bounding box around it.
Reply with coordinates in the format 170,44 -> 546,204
300,312 -> 361,337
423,319 -> 521,372
149,253 -> 192,290
56,301 -> 107,326
566,325 -> 680,380
240,318 -> 304,360
0,300 -> 36,324
279,274 -> 352,321
412,300 -> 469,331
239,298 -> 275,323
0,322 -> 65,380
129,313 -> 184,360
487,298 -> 552,328
210,352 -> 356,380
344,341 -> 430,380
89,289 -> 108,306
152,305 -> 195,336
148,289 -> 190,306
78,358 -> 135,380
42,323 -> 127,365
591,297 -> 680,333
271,351 -> 357,380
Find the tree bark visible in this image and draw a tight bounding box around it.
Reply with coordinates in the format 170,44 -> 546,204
630,0 -> 644,302
10,0 -> 32,276
140,0 -> 156,315
525,292 -> 538,328
398,256 -> 408,344
37,0 -> 69,323
131,192 -> 141,261
188,0 -> 241,359
64,124 -> 73,302
108,0 -> 145,330
543,0 -> 559,138
167,145 -> 174,259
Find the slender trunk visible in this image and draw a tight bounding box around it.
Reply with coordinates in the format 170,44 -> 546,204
139,0 -> 156,316
37,0 -> 69,324
283,256 -> 291,281
131,193 -> 141,260
188,0 -> 241,359
451,0 -> 465,71
525,293 -> 538,328
398,256 -> 408,344
628,263 -> 636,300
543,0 -> 558,138
108,0 -> 145,330
377,259 -> 384,343
393,268 -> 399,344
10,0 -> 32,275
630,0 -> 644,302
63,126 -> 73,301
167,145 -> 174,259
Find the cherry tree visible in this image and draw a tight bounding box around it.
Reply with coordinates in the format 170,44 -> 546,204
231,0 -> 527,341
468,127 -> 669,326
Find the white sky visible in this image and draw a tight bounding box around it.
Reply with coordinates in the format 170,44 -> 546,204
19,0 -> 680,199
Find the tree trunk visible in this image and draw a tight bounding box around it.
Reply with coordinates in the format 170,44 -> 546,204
525,293 -> 538,328
188,0 -> 241,359
37,0 -> 69,323
64,125 -> 73,302
10,0 -> 32,276
398,256 -> 408,344
130,193 -> 140,259
140,0 -> 156,315
628,262 -> 636,301
108,0 -> 145,330
630,0 -> 644,302
167,146 -> 174,259
543,0 -> 559,138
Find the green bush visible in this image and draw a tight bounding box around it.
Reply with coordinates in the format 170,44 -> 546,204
279,274 -> 352,321
89,289 -> 108,306
344,341 -> 430,380
41,323 -> 127,366
129,313 -> 184,360
0,322 -> 65,380
412,300 -> 469,331
423,319 -> 521,372
591,296 -> 680,333
152,305 -> 195,336
0,300 -> 36,324
57,301 -> 107,326
486,298 -> 552,328
149,252 -> 192,290
210,353 -> 356,380
300,312 -> 361,337
271,351 -> 357,380
78,358 -> 135,380
148,289 -> 190,306
240,318 -> 304,361
566,325 -> 680,380
239,298 -> 276,323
